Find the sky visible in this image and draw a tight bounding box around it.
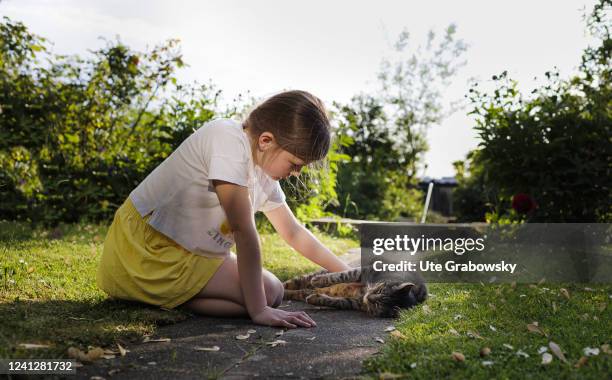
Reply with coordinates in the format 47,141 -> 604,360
0,0 -> 599,177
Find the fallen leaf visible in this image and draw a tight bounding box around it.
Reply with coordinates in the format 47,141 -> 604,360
235,334 -> 250,340
482,360 -> 494,366
574,356 -> 588,368
583,347 -> 600,356
27,267 -> 35,274
19,343 -> 51,349
378,372 -> 404,379
453,314 -> 463,320
489,325 -> 497,332
306,336 -> 316,341
549,341 -> 568,363
247,329 -> 256,334
560,288 -> 570,300
410,362 -> 417,369
480,347 -> 491,357
601,344 -> 611,355
538,278 -> 546,285
503,344 -> 514,350
68,346 -> 105,363
541,352 -> 553,365
102,354 -> 116,360
384,326 -> 396,332
538,346 -> 548,354
275,331 -> 285,337
599,303 -> 607,312
451,352 -> 465,362
516,350 -> 529,358
142,337 -> 171,343
449,328 -> 460,336
265,340 -> 287,347
527,323 -> 546,336
375,337 -> 385,344
390,330 -> 407,339
467,331 -> 484,339
194,346 -> 220,352
552,302 -> 557,312
422,305 -> 431,314
488,303 -> 496,310
117,343 -> 127,357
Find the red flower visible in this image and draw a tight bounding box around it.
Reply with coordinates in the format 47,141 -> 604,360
511,193 -> 537,214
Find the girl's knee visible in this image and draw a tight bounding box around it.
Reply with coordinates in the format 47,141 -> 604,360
264,275 -> 284,308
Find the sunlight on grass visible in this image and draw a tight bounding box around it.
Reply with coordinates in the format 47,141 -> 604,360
0,220 -> 357,360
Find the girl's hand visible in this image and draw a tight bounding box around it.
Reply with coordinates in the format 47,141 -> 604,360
251,306 -> 317,328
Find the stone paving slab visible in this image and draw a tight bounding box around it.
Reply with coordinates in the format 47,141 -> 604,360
75,300 -> 391,380
74,250 -> 391,380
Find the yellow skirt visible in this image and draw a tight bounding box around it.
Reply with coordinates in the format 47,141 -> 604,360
96,197 -> 226,309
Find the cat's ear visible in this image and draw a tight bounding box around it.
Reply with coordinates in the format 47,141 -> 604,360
393,282 -> 415,293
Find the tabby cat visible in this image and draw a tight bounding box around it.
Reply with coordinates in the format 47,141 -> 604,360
283,267 -> 427,318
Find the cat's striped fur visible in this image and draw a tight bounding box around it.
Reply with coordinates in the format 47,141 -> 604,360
283,267 -> 427,318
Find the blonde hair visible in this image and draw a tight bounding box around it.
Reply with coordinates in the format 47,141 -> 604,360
243,90 -> 331,164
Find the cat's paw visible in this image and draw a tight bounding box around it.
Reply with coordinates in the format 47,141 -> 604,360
310,276 -> 328,288
305,294 -> 322,305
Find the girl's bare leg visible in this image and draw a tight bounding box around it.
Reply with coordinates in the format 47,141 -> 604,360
182,298 -> 247,317
180,253 -> 284,316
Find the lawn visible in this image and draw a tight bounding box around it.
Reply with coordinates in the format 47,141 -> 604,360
1,221 -> 610,379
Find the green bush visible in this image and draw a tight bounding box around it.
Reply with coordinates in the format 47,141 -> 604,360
0,17 -> 343,225
454,1 -> 611,223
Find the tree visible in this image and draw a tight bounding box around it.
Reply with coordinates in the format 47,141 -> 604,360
454,0 -> 611,223
332,25 -> 468,220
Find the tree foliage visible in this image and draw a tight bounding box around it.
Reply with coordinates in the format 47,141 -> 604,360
453,0 -> 611,223
331,25 -> 467,220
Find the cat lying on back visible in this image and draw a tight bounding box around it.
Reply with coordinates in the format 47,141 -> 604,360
283,267 -> 427,318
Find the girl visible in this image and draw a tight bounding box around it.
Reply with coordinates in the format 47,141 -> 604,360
96,90 -> 350,329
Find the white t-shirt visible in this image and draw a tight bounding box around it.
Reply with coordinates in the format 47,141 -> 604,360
129,118 -> 286,258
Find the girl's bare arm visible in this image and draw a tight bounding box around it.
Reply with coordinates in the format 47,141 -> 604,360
265,204 -> 351,272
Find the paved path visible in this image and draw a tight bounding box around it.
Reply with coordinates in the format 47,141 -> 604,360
78,250 -> 394,379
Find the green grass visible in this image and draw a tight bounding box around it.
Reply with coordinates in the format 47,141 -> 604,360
0,220 -> 356,360
364,283 -> 611,379
1,221 -> 610,379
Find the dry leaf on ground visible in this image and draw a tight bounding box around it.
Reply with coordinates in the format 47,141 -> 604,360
265,340 -> 287,347
235,334 -> 250,340
117,343 -> 127,357
375,337 -> 385,344
194,346 -> 220,352
560,288 -> 570,299
384,326 -> 396,332
390,330 -> 407,339
19,343 -> 51,349
583,347 -> 600,356
527,322 -> 546,336
480,347 -> 491,357
142,337 -> 171,343
549,341 -> 568,363
574,356 -> 588,368
451,352 -> 465,362
67,347 -> 105,363
541,353 -> 553,365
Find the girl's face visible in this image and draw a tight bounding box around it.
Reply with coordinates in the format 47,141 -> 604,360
255,132 -> 306,180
